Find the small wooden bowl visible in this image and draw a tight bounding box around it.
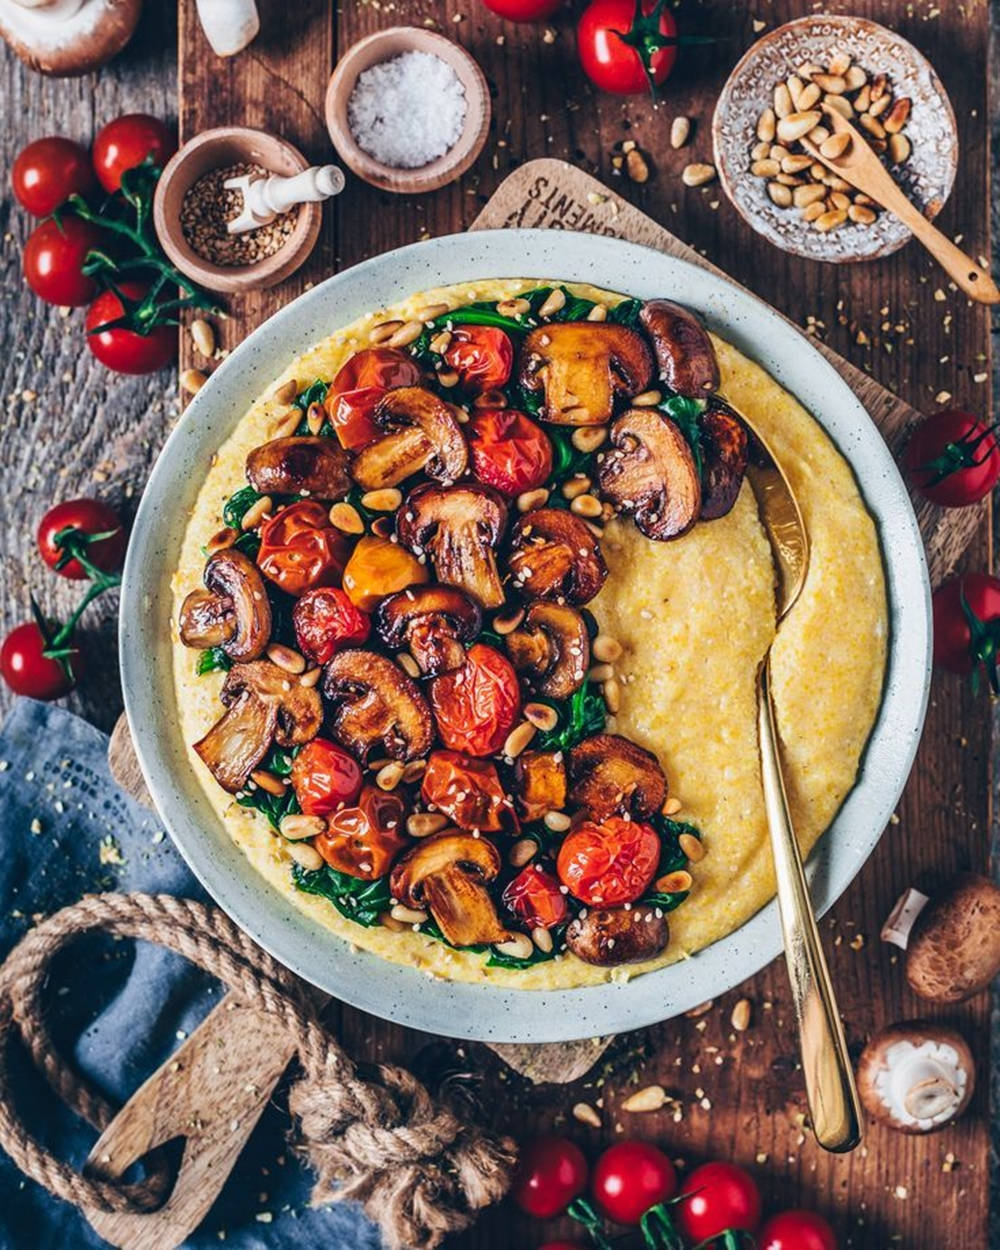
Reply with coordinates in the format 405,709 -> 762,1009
153,127 -> 323,294
325,26 -> 491,194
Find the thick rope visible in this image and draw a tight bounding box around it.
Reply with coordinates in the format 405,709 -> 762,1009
0,893 -> 517,1249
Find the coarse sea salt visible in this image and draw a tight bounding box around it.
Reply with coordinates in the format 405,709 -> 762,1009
347,50 -> 468,170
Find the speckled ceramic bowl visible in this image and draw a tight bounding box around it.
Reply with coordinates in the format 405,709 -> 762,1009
713,15 -> 958,263
120,230 -> 931,1043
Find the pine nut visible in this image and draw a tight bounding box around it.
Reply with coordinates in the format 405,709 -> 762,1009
370,319 -> 403,343
572,1102 -> 602,1128
756,107 -> 776,142
812,72 -> 846,94
681,163 -> 716,187
306,402 -> 325,435
437,368 -> 461,388
776,173 -> 803,187
820,132 -> 851,160
751,159 -> 781,178
823,93 -> 853,120
387,320 -> 424,348
731,998 -> 753,1032
828,50 -> 852,76
814,208 -> 848,232
868,91 -> 892,119
796,82 -> 821,111
561,474 -> 592,500
825,174 -> 853,192
396,652 -> 421,679
884,98 -> 911,133
679,832 -> 705,862
190,318 -> 215,357
625,148 -> 649,183
402,759 -> 426,784
751,139 -> 770,162
592,635 -> 622,663
267,642 -> 306,674
379,911 -> 406,931
544,811 -> 571,833
329,502 -> 365,534
773,82 -> 792,118
854,85 -> 872,112
888,132 -> 911,165
848,204 -> 878,225
844,65 -> 868,90
801,202 -> 825,222
251,769 -> 287,796
497,297 -> 531,317
532,926 -> 553,953
685,999 -> 714,1018
495,933 -> 534,960
781,154 -> 813,174
655,869 -> 693,893
272,409 -> 302,439
300,667 -> 322,688
517,487 -> 549,512
870,73 -> 888,102
807,125 -> 830,145
377,761 -> 405,791
289,843 -> 323,871
767,182 -> 792,208
280,813 -> 326,841
180,368 -> 207,395
571,426 -> 607,453
407,812 -> 449,838
524,702 -> 559,732
509,838 -> 538,868
586,304 -> 608,322
589,663 -> 614,682
417,302 -> 450,321
241,494 -> 273,530
391,904 -> 429,925
503,721 -> 537,759
361,487 -> 403,512
274,378 -> 299,404
631,389 -> 663,407
570,493 -> 603,519
670,116 -> 690,149
793,184 -> 826,209
603,677 -> 621,713
829,191 -> 851,211
206,526 -> 238,554
429,330 -> 452,355
538,288 -> 566,318
776,112 -> 821,143
798,61 -> 822,80
786,74 -> 804,108
493,605 -> 526,635
859,113 -> 886,141
622,1084 -> 668,1113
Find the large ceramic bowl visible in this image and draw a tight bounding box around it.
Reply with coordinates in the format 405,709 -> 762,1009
120,230 -> 931,1043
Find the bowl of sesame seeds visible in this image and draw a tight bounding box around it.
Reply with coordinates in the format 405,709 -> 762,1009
153,126 -> 324,294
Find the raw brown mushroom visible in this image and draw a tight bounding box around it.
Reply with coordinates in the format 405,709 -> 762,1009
514,750 -> 567,822
1,0 -> 142,76
389,831 -> 511,946
374,585 -> 482,676
700,401 -> 749,520
507,509 -> 607,604
396,483 -> 508,609
903,874 -> 1000,1003
246,437 -> 351,500
566,906 -> 669,965
178,548 -> 271,662
518,322 -> 654,425
323,649 -> 434,762
569,734 -> 667,821
505,601 -> 590,698
598,408 -> 701,541
351,387 -> 468,490
639,300 -> 720,397
857,1022 -> 975,1134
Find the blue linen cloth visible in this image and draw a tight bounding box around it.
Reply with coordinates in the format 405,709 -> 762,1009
0,698 -> 382,1250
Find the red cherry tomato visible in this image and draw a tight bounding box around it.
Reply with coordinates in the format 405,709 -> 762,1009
12,137 -> 95,216
676,1162 -> 762,1243
314,783 -> 407,878
556,818 -> 660,906
511,1135 -> 588,1218
483,0 -> 562,18
23,215 -> 102,306
503,864 -> 568,929
290,738 -> 364,818
577,0 -> 678,95
257,501 -> 351,598
0,622 -> 81,700
37,498 -> 126,581
429,643 -> 521,756
443,326 -> 513,394
85,283 -> 176,374
538,1243 -> 588,1250
468,409 -> 553,496
759,1209 -> 837,1250
293,586 -> 370,665
906,409 -> 1000,508
325,348 -> 423,450
421,749 -> 514,832
92,113 -> 176,193
591,1140 -> 677,1226
932,573 -> 1000,692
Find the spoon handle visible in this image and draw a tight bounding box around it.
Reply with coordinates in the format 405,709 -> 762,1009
757,656 -> 863,1153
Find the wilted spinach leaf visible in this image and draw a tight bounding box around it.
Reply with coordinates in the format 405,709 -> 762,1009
292,863 -> 391,928
223,486 -> 263,529
196,647 -> 231,676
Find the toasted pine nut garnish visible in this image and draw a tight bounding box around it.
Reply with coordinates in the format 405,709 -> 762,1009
888,133 -> 911,165
289,843 -> 323,871
503,721 -> 537,759
603,678 -> 621,713
241,495 -> 273,530
756,107 -> 776,142
396,652 -> 421,680
538,287 -> 566,318
190,318 -> 216,357
206,526 -> 238,554
495,933 -> 534,959
681,163 -> 717,188
300,667 -> 322,688
517,487 -> 550,513
391,903 -> 429,925
497,297 -> 531,317
768,183 -> 793,208
656,869 -> 693,893
436,368 -> 461,388
361,487 -> 403,512
280,813 -> 326,841
752,158 -> 781,178
376,761 -> 406,791
776,111 -> 821,143
417,302 -> 450,321
274,378 -> 299,404
532,926 -> 553,953
678,832 -> 705,862
544,810 -> 572,833
662,795 -> 683,816
371,516 -> 394,538
306,402 -> 325,435
820,132 -> 851,160
267,643 -> 306,674
589,663 -> 614,682
631,389 -> 663,408
524,702 -> 558,732
271,409 -> 302,439
592,634 -> 622,663
329,501 -> 365,534
685,999 -> 714,1018
407,811 -> 449,838
561,474 -> 592,500
379,911 -> 407,932
387,320 -> 424,348
429,330 -> 452,355
814,207 -> 848,232
796,82 -> 821,111
402,759 -> 426,784
731,998 -> 753,1032
571,426 -> 608,453
571,493 -> 603,519
369,319 -> 403,343
493,605 -> 526,635
251,769 -> 287,796
473,388 -> 508,409
180,368 -> 207,395
586,303 -> 608,322
670,116 -> 691,149
572,1102 -> 602,1128
622,1084 -> 668,1113
812,72 -> 846,93
509,838 -> 538,868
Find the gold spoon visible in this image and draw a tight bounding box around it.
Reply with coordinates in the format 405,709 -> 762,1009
730,401 -> 863,1153
800,105 -> 1000,305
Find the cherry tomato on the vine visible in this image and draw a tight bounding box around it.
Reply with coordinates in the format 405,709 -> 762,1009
12,137 -> 95,216
503,864 -> 568,929
92,113 -> 176,193
676,1161 -> 762,1243
443,326 -> 513,393
23,215 -> 102,307
556,817 -> 660,906
37,498 -> 126,580
290,737 -> 364,818
577,0 -> 678,96
257,501 -> 351,598
482,0 -> 562,19
511,1135 -> 588,1218
468,408 -> 553,496
324,347 -> 423,450
314,783 -> 407,878
0,622 -> 80,701
906,409 -> 1000,508
932,573 -> 1000,693
421,750 -> 514,832
430,643 -> 521,756
591,1140 -> 677,1225
85,282 -> 176,374
293,586 -> 370,665
759,1209 -> 838,1250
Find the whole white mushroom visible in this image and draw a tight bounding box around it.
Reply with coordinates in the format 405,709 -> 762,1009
856,1021 -> 975,1134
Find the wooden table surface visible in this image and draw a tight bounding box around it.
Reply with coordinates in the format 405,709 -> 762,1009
1,3 -> 996,1248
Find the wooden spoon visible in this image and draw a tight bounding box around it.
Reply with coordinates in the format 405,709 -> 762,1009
801,105 -> 1000,305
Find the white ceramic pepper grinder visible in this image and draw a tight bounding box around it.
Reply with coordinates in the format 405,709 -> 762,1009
225,165 -> 346,234
195,0 -> 259,57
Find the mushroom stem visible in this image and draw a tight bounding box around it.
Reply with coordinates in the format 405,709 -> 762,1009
880,886 -> 930,949
875,1040 -> 968,1129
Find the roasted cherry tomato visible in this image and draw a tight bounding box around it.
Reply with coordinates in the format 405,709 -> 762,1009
759,1209 -> 837,1250
325,347 -> 423,450
0,622 -> 80,700
293,586 -> 370,665
37,498 -> 126,580
92,113 -> 176,193
511,1135 -> 588,1218
483,0 -> 562,17
467,409 -> 553,496
257,501 -> 351,598
85,282 -> 176,374
23,215 -> 102,307
502,864 -> 568,929
341,535 -> 429,612
676,1162 -> 762,1243
12,136 -> 95,216
932,572 -> 1000,693
430,643 -> 521,756
591,1140 -> 677,1225
290,737 -> 364,818
556,817 -> 660,906
577,0 -> 678,96
906,409 -> 1000,508
421,750 -> 514,832
314,784 -> 407,878
443,326 -> 513,394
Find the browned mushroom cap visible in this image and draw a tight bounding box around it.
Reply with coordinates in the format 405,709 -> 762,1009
351,387 -> 468,490
323,649 -> 434,762
507,509 -> 607,604
905,873 -> 1000,1003
566,906 -> 669,965
514,750 -> 567,822
569,734 -> 667,821
246,437 -> 351,500
220,661 -> 323,746
374,585 -> 482,676
396,483 -> 508,610
518,323 -> 654,425
639,300 -> 720,397
598,408 -> 701,541
505,602 -> 590,698
178,587 -> 236,650
700,401 -> 749,520
178,548 -> 271,662
389,831 -> 511,946
856,1022 -> 975,1134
